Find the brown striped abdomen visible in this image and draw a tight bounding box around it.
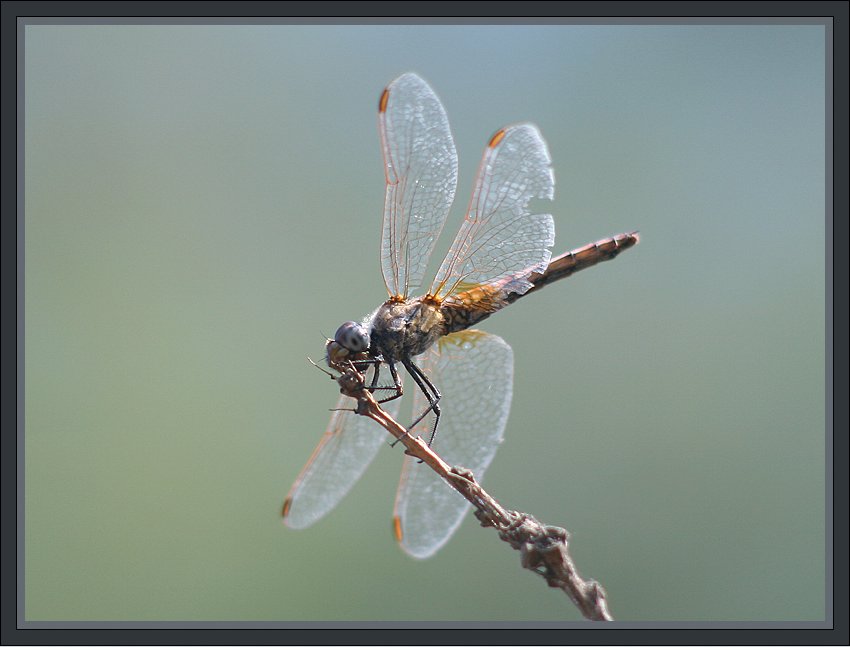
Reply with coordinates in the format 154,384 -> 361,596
441,231 -> 639,333
509,231 -> 639,301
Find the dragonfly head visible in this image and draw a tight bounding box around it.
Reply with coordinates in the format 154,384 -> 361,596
333,321 -> 371,353
325,321 -> 372,372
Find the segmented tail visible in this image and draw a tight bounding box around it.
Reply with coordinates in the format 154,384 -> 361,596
442,232 -> 639,333
508,231 -> 639,302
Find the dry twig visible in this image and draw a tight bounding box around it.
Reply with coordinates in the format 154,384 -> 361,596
335,365 -> 614,622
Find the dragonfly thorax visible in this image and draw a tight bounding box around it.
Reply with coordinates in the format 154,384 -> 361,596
367,297 -> 446,362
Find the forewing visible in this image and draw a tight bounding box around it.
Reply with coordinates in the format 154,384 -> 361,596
283,387 -> 402,529
430,124 -> 555,301
379,72 -> 458,298
393,330 -> 513,559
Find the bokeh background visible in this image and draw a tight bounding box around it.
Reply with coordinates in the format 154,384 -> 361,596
24,24 -> 826,622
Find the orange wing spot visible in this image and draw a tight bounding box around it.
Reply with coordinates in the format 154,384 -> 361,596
488,128 -> 507,148
379,87 -> 390,113
281,497 -> 293,519
392,516 -> 403,542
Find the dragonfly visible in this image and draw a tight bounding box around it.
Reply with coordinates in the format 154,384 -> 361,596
283,72 -> 638,559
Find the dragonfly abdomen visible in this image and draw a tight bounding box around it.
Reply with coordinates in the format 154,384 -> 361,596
440,231 -> 640,335
507,231 -> 640,303
440,283 -> 506,334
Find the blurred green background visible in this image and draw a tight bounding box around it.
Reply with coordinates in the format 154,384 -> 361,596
24,24 -> 825,622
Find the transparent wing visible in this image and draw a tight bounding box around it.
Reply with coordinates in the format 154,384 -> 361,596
430,124 -> 555,302
393,330 -> 513,559
283,381 -> 402,529
379,72 -> 458,298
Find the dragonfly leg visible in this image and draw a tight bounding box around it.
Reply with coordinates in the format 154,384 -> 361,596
401,358 -> 442,447
374,361 -> 404,404
345,357 -> 400,400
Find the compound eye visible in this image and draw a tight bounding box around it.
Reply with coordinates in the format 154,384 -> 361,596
334,321 -> 370,353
